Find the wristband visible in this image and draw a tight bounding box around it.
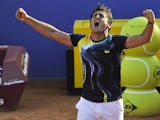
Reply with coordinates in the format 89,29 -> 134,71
148,21 -> 155,24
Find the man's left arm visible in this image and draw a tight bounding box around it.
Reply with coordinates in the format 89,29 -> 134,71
125,9 -> 155,49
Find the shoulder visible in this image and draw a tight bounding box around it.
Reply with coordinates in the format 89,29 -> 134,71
70,33 -> 86,46
111,34 -> 128,49
70,33 -> 86,41
112,35 -> 128,41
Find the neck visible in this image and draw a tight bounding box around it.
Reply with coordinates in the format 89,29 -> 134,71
90,32 -> 109,42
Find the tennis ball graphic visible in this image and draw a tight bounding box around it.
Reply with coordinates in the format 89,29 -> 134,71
121,55 -> 160,89
156,50 -> 160,60
121,17 -> 160,57
122,88 -> 160,116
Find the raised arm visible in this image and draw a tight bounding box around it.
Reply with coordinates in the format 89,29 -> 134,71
15,8 -> 73,47
125,9 -> 155,49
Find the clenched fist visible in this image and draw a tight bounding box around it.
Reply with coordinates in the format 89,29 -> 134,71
143,9 -> 155,24
15,8 -> 29,22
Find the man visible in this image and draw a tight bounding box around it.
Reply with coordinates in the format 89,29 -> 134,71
15,4 -> 155,120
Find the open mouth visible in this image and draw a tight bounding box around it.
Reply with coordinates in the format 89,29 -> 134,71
94,22 -> 99,27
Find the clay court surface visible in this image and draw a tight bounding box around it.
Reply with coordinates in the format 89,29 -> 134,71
0,80 -> 160,120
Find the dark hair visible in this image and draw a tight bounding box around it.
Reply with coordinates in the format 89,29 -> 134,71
90,4 -> 113,25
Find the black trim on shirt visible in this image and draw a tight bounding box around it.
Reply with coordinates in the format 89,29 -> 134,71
70,33 -> 85,46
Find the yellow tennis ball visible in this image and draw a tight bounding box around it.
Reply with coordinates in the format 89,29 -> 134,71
121,17 -> 160,57
156,50 -> 160,60
122,88 -> 160,117
121,55 -> 160,89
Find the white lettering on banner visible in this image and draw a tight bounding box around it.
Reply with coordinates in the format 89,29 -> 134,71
23,52 -> 29,76
4,80 -> 24,86
0,99 -> 4,106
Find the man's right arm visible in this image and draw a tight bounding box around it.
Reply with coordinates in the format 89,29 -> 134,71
15,8 -> 73,47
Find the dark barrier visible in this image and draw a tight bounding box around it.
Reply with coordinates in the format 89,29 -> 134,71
0,45 -> 30,110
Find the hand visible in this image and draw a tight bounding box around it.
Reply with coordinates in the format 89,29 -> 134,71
143,9 -> 155,24
15,8 -> 28,22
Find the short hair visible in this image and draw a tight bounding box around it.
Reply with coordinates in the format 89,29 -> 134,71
90,4 -> 113,25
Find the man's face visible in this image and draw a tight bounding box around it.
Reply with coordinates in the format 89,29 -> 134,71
90,10 -> 110,33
